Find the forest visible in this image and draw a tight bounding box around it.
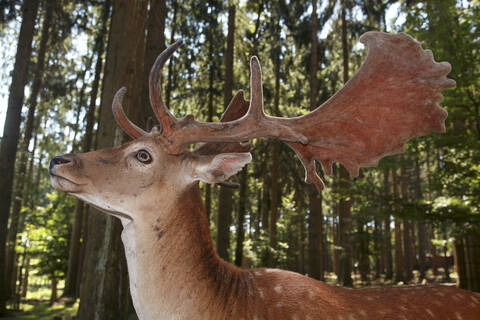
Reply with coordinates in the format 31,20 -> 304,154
0,0 -> 479,319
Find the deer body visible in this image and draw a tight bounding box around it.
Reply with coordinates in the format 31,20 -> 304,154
122,181 -> 480,320
49,32 -> 480,319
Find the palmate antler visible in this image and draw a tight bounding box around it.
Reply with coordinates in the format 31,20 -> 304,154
113,31 -> 454,190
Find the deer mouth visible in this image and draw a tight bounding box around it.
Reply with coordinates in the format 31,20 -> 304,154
50,173 -> 83,193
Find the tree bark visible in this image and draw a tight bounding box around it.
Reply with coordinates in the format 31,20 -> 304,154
64,0 -> 111,299
393,168 -> 404,283
5,3 -> 52,297
77,1 -> 147,319
463,235 -> 480,292
217,188 -> 232,261
306,0 -> 324,282
383,168 -> 393,280
454,238 -> 466,289
268,56 -> 281,268
165,0 -> 178,111
415,155 -> 427,280
235,169 -> 247,267
49,277 -> 58,305
338,4 -> 353,287
140,0 -> 167,128
401,162 -> 413,282
216,2 -> 236,263
358,222 -> 370,283
0,0 -> 39,313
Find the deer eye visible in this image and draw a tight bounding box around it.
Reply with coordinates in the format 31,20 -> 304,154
136,150 -> 152,164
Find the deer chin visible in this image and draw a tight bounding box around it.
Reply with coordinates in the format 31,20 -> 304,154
50,174 -> 83,193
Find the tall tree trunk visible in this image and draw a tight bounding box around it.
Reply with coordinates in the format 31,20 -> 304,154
415,155 -> 427,280
64,0 -> 111,299
261,174 -> 269,232
0,0 -> 39,312
268,56 -> 281,268
307,0 -> 324,282
383,168 -> 393,280
140,0 -> 167,128
401,162 -> 413,282
235,169 -> 247,267
49,277 -> 58,305
165,0 -> 178,111
338,4 -> 353,287
454,238 -> 467,289
358,222 -> 370,283
216,2 -> 235,263
374,218 -> 383,278
5,2 -> 52,298
21,257 -> 29,298
393,168 -> 404,283
217,188 -> 232,261
77,1 -> 147,319
298,196 -> 306,274
463,235 -> 480,292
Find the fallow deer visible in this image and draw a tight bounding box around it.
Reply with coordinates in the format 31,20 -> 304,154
50,32 -> 480,319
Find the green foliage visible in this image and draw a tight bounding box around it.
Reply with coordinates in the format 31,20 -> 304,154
25,191 -> 72,279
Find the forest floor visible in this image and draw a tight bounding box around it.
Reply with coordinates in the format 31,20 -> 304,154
3,282 -> 78,320
2,299 -> 78,320
3,270 -> 455,319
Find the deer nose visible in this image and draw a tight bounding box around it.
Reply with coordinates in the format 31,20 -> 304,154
49,155 -> 72,171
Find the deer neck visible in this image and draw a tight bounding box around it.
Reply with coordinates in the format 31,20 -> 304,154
121,183 -> 245,319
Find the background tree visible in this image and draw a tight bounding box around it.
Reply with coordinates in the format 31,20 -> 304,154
0,0 -> 39,313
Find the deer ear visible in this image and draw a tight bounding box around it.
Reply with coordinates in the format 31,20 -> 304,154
193,153 -> 252,184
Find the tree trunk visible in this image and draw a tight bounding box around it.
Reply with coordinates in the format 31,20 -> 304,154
216,2 -> 236,263
261,176 -> 269,232
307,0 -> 324,282
63,0 -> 111,299
140,0 -> 166,128
393,168 -> 404,283
5,1 -> 52,299
308,188 -> 324,280
463,235 -> 480,292
269,142 -> 279,268
63,201 -> 84,298
235,169 -> 247,267
454,238 -> 467,289
299,202 -> 306,275
415,155 -> 427,280
217,188 -> 233,261
21,257 -> 29,298
374,218 -> 383,278
165,0 -> 178,111
358,222 -> 370,283
49,277 -> 58,305
77,1 -> 147,319
268,58 -> 281,268
338,4 -> 353,287
401,163 -> 413,282
0,0 -> 39,312
383,168 -> 393,280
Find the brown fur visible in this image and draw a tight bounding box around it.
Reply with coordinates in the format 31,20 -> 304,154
126,184 -> 480,320
50,139 -> 480,319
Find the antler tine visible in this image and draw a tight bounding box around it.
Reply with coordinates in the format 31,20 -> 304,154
112,87 -> 147,139
149,40 -> 183,135
247,56 -> 266,120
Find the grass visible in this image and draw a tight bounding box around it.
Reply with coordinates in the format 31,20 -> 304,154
3,300 -> 78,320
3,279 -> 78,320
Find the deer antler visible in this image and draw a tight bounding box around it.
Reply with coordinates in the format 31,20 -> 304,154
113,32 -> 454,190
